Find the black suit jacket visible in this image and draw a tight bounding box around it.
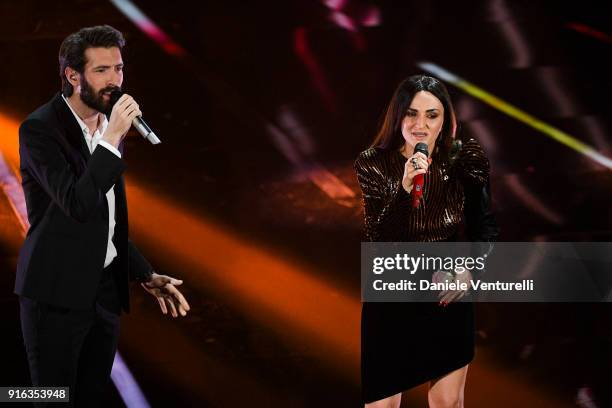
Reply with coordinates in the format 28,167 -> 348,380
15,93 -> 152,312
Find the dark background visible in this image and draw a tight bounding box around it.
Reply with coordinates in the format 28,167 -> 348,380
1,0 -> 611,406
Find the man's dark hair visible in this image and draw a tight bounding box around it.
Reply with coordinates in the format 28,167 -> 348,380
58,25 -> 125,96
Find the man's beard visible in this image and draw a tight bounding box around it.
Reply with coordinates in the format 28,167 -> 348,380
79,76 -> 120,116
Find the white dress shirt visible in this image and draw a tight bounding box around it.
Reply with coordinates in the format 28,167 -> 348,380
62,95 -> 120,268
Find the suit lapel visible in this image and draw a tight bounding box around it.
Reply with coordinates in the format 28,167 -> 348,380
51,93 -> 91,161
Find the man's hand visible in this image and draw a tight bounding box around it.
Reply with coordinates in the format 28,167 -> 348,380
103,94 -> 141,148
141,273 -> 191,318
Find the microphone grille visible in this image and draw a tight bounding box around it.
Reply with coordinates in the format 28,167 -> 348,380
109,90 -> 124,106
414,142 -> 429,157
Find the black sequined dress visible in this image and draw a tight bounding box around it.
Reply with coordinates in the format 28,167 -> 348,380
355,138 -> 499,403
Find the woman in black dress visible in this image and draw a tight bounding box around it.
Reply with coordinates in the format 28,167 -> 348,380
356,75 -> 499,407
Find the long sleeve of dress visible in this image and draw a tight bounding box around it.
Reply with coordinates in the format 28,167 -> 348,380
454,137 -> 490,187
455,138 -> 500,269
355,148 -> 410,242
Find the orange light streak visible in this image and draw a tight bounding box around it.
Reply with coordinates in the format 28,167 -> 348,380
0,113 -> 21,173
126,182 -> 360,377
2,112 -> 360,378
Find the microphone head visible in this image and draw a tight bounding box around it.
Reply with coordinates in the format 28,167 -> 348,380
414,142 -> 429,157
109,89 -> 124,106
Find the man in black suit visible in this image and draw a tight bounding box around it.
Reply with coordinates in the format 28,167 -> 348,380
15,25 -> 190,406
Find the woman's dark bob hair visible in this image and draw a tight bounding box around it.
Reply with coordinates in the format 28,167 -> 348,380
371,75 -> 458,163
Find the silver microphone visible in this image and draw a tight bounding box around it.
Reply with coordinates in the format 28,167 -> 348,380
132,116 -> 161,144
109,90 -> 161,145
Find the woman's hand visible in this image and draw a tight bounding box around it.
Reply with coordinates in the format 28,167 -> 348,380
438,269 -> 472,306
401,152 -> 431,193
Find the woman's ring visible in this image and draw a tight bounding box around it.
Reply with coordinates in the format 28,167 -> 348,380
411,157 -> 420,170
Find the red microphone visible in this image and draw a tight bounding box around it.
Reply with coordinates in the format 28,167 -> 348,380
412,142 -> 429,208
